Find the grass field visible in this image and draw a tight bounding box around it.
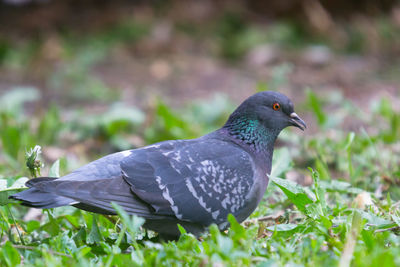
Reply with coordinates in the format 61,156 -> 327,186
0,85 -> 399,266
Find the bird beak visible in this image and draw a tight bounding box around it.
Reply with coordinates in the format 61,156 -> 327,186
289,112 -> 307,131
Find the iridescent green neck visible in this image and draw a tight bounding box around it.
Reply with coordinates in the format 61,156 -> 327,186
224,117 -> 279,152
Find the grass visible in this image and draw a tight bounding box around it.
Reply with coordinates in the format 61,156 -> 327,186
0,85 -> 399,266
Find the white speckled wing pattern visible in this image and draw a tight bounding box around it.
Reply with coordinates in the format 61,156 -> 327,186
120,138 -> 255,226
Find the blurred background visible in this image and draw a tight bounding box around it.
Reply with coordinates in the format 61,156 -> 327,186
1,0 -> 399,104
0,0 -> 399,195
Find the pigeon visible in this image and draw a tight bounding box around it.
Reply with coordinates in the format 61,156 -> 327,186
10,91 -> 306,239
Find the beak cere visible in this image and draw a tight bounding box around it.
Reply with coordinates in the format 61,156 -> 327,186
290,112 -> 307,131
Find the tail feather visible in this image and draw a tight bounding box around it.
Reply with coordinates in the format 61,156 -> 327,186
10,187 -> 76,208
9,176 -> 168,220
10,177 -> 76,208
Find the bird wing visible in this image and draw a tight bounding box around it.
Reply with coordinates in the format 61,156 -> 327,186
121,138 -> 256,226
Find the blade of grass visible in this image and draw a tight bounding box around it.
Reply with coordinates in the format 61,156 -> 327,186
338,210 -> 362,267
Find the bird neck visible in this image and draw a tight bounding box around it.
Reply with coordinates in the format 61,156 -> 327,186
223,117 -> 279,154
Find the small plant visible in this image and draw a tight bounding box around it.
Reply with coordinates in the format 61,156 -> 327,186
25,145 -> 43,178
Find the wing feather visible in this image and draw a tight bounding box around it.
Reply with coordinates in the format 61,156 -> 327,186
121,138 -> 255,225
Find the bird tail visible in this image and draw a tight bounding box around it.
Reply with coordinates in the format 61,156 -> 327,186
9,176 -> 161,218
9,177 -> 76,209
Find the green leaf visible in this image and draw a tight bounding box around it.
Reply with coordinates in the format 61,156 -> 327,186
361,230 -> 374,251
271,177 -> 314,213
0,241 -> 21,267
392,213 -> 400,227
73,227 -> 87,245
266,223 -> 298,232
0,177 -> 29,205
49,159 -> 60,178
177,224 -> 187,235
271,147 -> 292,178
111,202 -> 145,237
101,103 -> 145,135
42,221 -> 60,237
358,210 -> 394,229
1,126 -> 21,160
344,132 -> 355,150
87,215 -> 102,244
26,220 -> 41,233
227,214 -> 246,239
76,246 -> 92,258
314,158 -> 330,180
306,89 -> 326,126
309,168 -> 328,215
320,180 -> 363,194
37,105 -> 62,144
60,230 -> 78,253
306,203 -> 324,219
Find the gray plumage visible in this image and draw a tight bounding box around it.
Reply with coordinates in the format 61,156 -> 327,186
10,91 -> 306,238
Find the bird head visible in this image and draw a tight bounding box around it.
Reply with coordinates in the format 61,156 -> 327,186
226,91 -> 306,133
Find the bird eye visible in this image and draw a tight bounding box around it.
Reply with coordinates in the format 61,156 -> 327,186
272,103 -> 280,111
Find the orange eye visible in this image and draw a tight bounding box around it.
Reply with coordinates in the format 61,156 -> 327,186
273,103 -> 280,111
